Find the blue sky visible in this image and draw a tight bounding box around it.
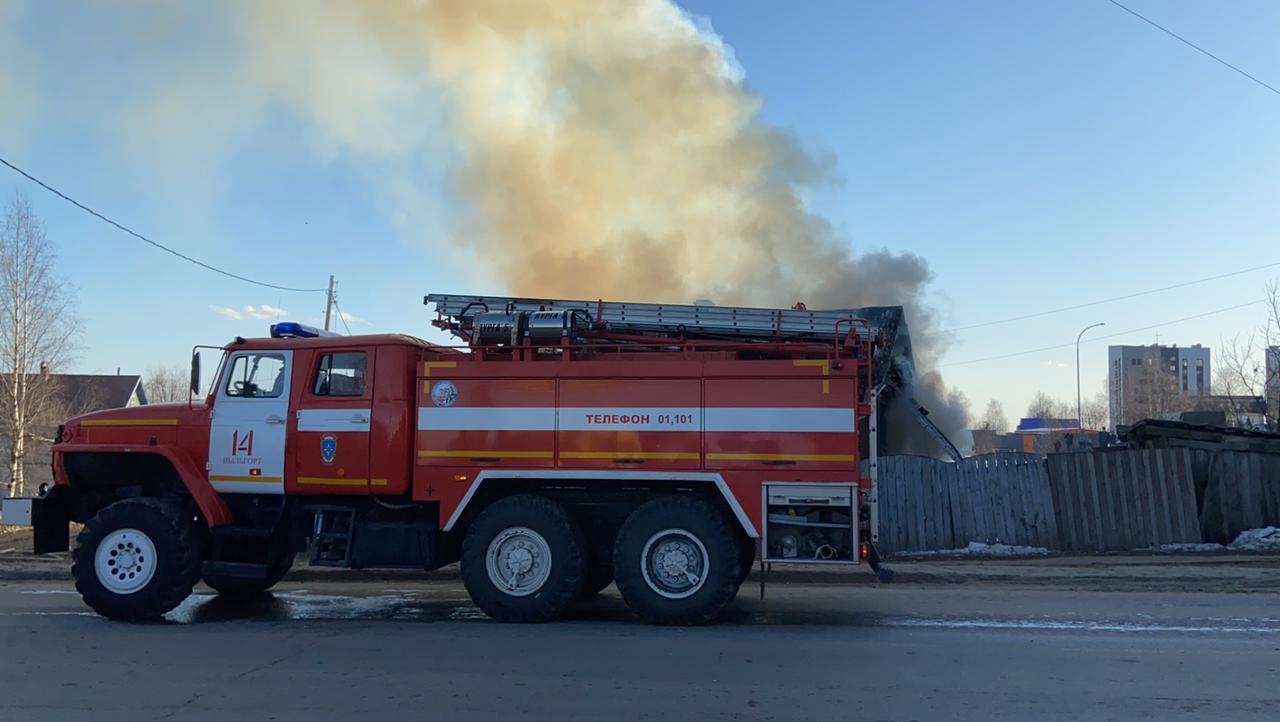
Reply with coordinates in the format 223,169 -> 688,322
2,0 -> 1278,422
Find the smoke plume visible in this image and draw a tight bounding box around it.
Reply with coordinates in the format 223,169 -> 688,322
324,0 -> 969,446
242,0 -> 970,448
16,0 -> 974,449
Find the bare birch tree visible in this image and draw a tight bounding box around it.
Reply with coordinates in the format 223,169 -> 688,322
0,193 -> 77,497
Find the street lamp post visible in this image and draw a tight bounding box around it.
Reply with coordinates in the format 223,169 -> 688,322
1077,322 -> 1106,429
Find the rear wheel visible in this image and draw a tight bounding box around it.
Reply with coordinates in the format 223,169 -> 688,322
613,496 -> 741,625
73,497 -> 203,621
461,494 -> 586,623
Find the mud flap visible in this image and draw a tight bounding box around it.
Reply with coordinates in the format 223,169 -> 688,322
2,495 -> 70,553
868,543 -> 895,583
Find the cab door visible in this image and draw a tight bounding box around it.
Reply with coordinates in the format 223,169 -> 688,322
208,350 -> 292,494
290,348 -> 374,495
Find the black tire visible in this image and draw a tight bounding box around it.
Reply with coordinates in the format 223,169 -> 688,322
613,496 -> 742,626
461,494 -> 586,623
202,549 -> 295,596
72,497 -> 203,621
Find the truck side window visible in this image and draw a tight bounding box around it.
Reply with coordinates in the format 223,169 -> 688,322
312,352 -> 368,397
224,353 -> 286,398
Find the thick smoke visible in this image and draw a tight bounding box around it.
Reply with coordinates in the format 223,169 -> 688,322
238,0 -> 971,449
47,0 -> 975,449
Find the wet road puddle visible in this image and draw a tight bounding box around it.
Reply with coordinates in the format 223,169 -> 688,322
8,586 -> 1280,633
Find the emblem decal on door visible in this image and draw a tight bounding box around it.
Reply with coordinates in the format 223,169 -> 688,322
320,434 -> 337,465
431,380 -> 458,407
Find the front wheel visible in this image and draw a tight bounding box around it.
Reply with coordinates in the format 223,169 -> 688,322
460,494 -> 586,623
613,496 -> 742,625
72,497 -> 203,621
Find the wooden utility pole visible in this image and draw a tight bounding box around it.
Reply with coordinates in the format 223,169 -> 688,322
323,275 -> 336,332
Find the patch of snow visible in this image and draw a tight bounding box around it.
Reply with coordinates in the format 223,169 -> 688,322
1229,527 -> 1280,551
1155,543 -> 1225,553
896,541 -> 1050,558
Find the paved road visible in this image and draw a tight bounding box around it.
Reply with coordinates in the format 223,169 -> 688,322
1,579 -> 1278,721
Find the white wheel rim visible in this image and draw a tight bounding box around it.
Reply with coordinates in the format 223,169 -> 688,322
485,526 -> 552,597
95,528 -> 157,594
641,528 -> 708,599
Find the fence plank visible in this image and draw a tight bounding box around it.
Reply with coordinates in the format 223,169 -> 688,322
909,457 -> 924,551
1172,449 -> 1194,543
1039,461 -> 1060,550
935,459 -> 951,549
928,458 -> 943,550
1054,455 -> 1079,551
916,457 -> 931,551
1136,448 -> 1157,545
1146,448 -> 1167,545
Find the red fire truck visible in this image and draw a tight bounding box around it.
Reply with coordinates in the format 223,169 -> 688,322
3,294 -> 922,625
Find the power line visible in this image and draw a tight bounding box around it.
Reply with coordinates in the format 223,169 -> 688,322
945,298 -> 1265,367
1107,0 -> 1280,97
1,156 -> 327,293
331,297 -> 354,335
946,261 -> 1280,332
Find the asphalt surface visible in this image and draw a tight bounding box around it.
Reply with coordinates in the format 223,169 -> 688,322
2,578 -> 1279,721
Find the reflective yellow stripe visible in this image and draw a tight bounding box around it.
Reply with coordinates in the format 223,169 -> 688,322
792,359 -> 831,394
559,451 -> 700,461
210,474 -> 283,483
296,476 -> 387,487
81,418 -> 179,427
422,361 -> 458,375
417,449 -> 553,459
705,452 -> 854,463
421,361 -> 459,393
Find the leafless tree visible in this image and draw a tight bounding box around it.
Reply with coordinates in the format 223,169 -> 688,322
1215,283 -> 1280,427
1025,391 -> 1062,420
145,364 -> 191,404
0,193 -> 77,497
1080,390 -> 1109,430
978,399 -> 1009,432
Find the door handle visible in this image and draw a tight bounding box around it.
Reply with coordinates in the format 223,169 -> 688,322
350,415 -> 369,424
265,415 -> 286,425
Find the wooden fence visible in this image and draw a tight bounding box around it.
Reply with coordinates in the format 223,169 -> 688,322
1045,448 -> 1199,552
877,453 -> 1057,553
1198,450 -> 1280,544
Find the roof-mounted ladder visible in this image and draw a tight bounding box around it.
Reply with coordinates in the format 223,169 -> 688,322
425,293 -> 897,344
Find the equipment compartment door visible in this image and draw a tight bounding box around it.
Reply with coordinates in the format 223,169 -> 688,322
704,376 -> 857,471
208,350 -> 293,494
290,349 -> 375,494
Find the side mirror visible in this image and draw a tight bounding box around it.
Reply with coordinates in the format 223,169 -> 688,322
190,352 -> 201,396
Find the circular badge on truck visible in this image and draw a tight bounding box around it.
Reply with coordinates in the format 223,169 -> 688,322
431,380 -> 458,407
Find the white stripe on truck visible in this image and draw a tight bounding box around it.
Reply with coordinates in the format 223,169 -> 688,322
417,407 -> 853,433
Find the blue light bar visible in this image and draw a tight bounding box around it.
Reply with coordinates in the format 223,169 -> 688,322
270,322 -> 338,339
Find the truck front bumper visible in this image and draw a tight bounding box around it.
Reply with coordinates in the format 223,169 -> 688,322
1,494 -> 70,553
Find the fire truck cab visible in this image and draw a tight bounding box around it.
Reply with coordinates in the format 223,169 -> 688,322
5,294 -> 908,625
